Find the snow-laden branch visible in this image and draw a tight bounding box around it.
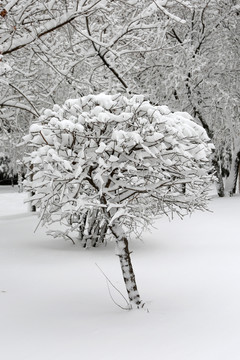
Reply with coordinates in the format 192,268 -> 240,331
153,0 -> 186,24
23,93 -> 214,245
0,101 -> 39,116
0,0 -> 103,55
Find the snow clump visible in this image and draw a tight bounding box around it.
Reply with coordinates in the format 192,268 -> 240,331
23,93 -> 214,246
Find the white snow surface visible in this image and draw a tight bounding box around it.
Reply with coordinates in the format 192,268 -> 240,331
1,186 -> 240,360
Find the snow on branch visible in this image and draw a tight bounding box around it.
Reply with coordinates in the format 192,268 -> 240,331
23,93 -> 214,246
153,0 -> 186,24
0,0 -> 104,55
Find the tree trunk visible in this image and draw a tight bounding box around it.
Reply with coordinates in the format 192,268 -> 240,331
238,163 -> 240,194
111,224 -> 143,308
30,191 -> 36,212
17,168 -> 23,193
212,156 -> 225,197
78,209 -> 108,248
232,160 -> 239,195
30,164 -> 36,211
225,151 -> 240,196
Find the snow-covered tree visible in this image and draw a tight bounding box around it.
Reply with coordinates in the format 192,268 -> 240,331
23,93 -> 214,308
1,0 -> 188,175
1,1 -> 238,197
133,0 -> 239,196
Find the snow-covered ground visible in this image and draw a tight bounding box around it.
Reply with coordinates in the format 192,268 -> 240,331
1,186 -> 240,360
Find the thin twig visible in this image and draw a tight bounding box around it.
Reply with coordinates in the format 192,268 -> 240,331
95,263 -> 130,309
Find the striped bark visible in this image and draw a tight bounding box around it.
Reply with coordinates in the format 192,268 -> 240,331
111,225 -> 143,308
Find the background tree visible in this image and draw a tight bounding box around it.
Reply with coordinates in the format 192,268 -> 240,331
133,0 -> 239,196
0,0 -> 188,137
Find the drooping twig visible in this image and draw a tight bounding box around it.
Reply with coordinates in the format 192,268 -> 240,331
95,263 -> 131,310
